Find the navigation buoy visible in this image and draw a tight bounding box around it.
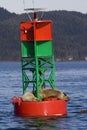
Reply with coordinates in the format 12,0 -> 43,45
12,96 -> 67,116
12,7 -> 68,117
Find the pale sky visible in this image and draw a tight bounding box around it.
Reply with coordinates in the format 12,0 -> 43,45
0,0 -> 87,14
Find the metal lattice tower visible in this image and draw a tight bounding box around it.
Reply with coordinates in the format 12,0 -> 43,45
20,10 -> 56,100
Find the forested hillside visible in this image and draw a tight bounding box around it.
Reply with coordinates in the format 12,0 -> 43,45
0,7 -> 87,61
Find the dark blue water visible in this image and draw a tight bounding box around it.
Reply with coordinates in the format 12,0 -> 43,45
0,61 -> 87,130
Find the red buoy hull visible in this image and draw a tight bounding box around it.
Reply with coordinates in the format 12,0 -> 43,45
12,97 -> 67,117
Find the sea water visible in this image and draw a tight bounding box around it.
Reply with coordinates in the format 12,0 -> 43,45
0,61 -> 87,130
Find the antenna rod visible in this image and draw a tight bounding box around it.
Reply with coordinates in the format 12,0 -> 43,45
34,12 -> 38,20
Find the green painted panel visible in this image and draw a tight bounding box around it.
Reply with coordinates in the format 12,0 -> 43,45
21,41 -> 53,57
36,41 -> 53,56
21,42 -> 34,57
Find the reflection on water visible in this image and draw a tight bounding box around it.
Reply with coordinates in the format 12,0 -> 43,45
6,116 -> 69,130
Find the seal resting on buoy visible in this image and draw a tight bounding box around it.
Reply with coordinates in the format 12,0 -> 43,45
21,92 -> 38,102
21,88 -> 70,101
40,88 -> 70,101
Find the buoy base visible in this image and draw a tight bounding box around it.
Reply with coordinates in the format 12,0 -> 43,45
12,96 -> 67,117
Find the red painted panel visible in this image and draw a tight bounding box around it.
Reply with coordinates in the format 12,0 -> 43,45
35,21 -> 52,41
20,20 -> 52,41
20,21 -> 34,41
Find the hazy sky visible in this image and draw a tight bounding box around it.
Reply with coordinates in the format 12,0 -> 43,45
0,0 -> 87,14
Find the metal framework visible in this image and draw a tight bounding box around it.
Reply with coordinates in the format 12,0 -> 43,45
20,20 -> 56,100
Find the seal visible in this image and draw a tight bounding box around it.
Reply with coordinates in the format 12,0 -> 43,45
79,110 -> 87,113
21,88 -> 70,101
40,88 -> 70,101
21,92 -> 38,102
